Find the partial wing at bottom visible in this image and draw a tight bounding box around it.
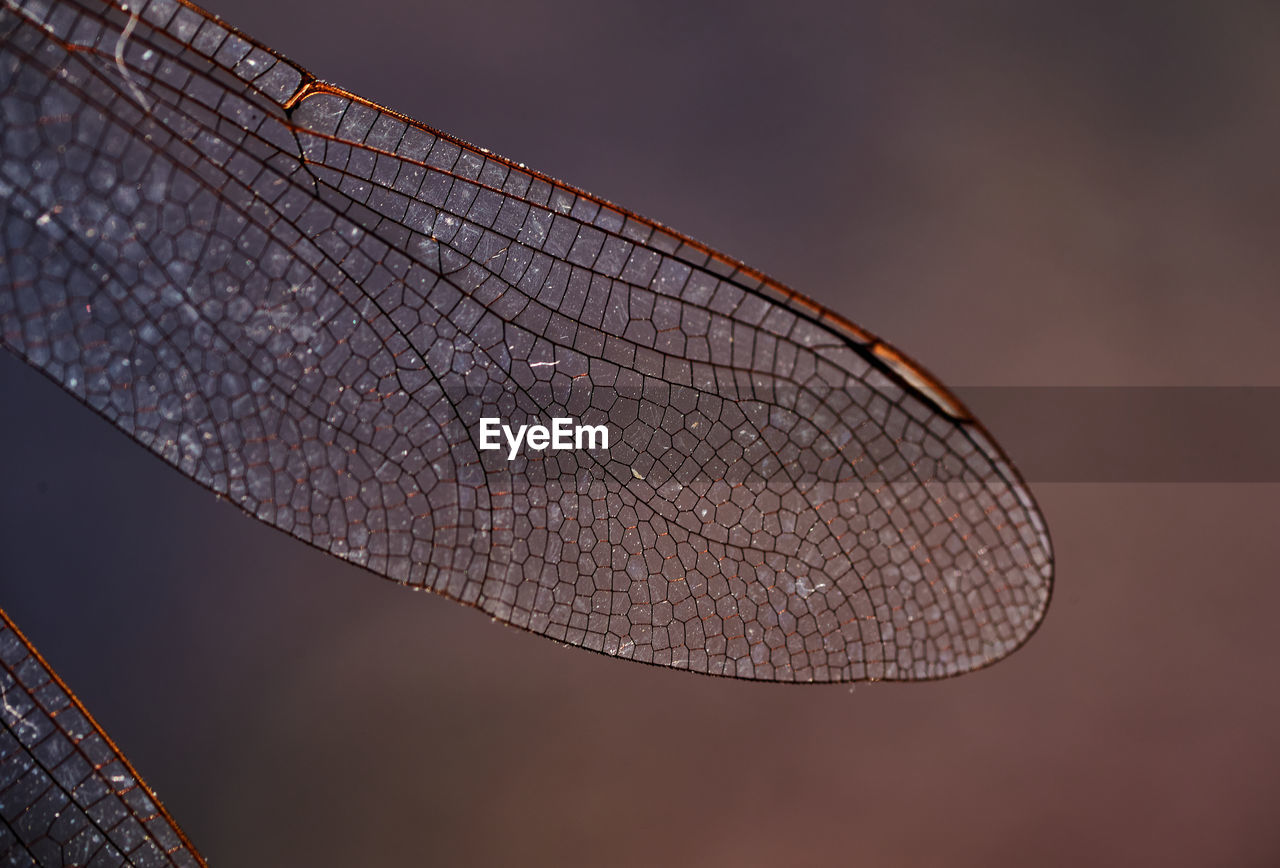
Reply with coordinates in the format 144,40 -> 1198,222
0,608 -> 205,867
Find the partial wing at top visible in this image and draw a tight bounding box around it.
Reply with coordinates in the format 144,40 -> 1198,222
0,0 -> 1052,682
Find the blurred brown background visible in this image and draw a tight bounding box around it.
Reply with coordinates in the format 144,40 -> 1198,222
3,1 -> 1279,865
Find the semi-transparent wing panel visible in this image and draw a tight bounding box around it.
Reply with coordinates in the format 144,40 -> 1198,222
0,608 -> 204,867
0,0 -> 1052,682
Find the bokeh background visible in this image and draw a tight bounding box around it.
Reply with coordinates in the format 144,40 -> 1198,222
4,1 -> 1280,865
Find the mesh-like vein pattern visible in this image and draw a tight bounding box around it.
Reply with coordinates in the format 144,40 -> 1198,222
0,609 -> 204,867
0,0 -> 1052,684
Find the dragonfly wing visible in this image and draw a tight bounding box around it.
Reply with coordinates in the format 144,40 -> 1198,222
0,0 -> 1052,682
0,609 -> 205,867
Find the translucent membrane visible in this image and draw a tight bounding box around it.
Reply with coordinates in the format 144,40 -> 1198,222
0,0 -> 1051,686
0,608 -> 204,867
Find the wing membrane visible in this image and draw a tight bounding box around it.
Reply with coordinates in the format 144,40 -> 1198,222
0,0 -> 1052,683
0,608 -> 204,867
